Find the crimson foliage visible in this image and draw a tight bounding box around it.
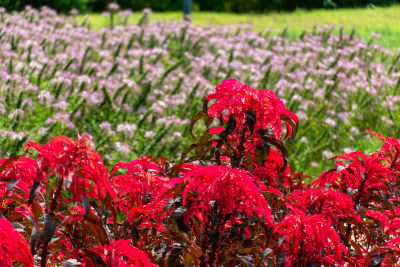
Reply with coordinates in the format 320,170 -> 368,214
1,78 -> 400,266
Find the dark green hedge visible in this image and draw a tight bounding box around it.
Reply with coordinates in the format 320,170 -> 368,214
88,0 -> 182,12
0,0 -> 88,12
0,0 -> 399,13
196,0 -> 399,12
0,0 -> 182,12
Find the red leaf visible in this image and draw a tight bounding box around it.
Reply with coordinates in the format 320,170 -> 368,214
0,218 -> 34,266
209,126 -> 226,135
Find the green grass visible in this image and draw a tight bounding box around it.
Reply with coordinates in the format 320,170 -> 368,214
77,5 -> 400,51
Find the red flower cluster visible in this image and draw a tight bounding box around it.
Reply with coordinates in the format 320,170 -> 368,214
286,188 -> 359,225
178,165 -> 273,226
110,157 -> 171,232
207,79 -> 297,140
200,79 -> 298,172
25,134 -> 116,201
1,79 -> 400,266
312,150 -> 396,195
275,213 -> 347,266
92,240 -> 157,267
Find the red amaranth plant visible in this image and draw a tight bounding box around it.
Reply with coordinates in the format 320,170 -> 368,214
158,164 -> 275,266
206,79 -> 297,140
312,151 -> 396,197
179,165 -> 273,225
1,79 -> 400,266
25,134 -> 116,201
286,188 -> 360,226
183,79 -> 298,175
109,156 -> 172,250
1,134 -> 119,266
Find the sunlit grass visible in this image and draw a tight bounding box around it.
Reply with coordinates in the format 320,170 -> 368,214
77,5 -> 400,51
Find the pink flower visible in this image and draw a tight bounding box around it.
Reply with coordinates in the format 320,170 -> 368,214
381,115 -> 394,125
115,142 -> 131,154
108,2 -> 120,11
142,8 -> 153,15
99,121 -> 112,131
144,131 -> 156,138
325,118 -> 336,127
311,161 -> 320,167
69,9 -> 79,15
322,150 -> 334,159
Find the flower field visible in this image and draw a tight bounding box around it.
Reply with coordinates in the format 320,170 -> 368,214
1,5 -> 400,266
0,6 -> 399,176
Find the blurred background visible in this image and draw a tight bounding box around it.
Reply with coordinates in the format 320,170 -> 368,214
1,0 -> 400,12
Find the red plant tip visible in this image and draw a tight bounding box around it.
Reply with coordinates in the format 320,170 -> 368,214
76,134 -> 93,151
206,79 -> 298,140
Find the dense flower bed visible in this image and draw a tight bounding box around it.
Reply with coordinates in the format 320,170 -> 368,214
0,6 -> 399,175
1,79 -> 400,266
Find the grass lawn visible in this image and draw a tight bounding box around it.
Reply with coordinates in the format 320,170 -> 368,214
77,5 -> 400,51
